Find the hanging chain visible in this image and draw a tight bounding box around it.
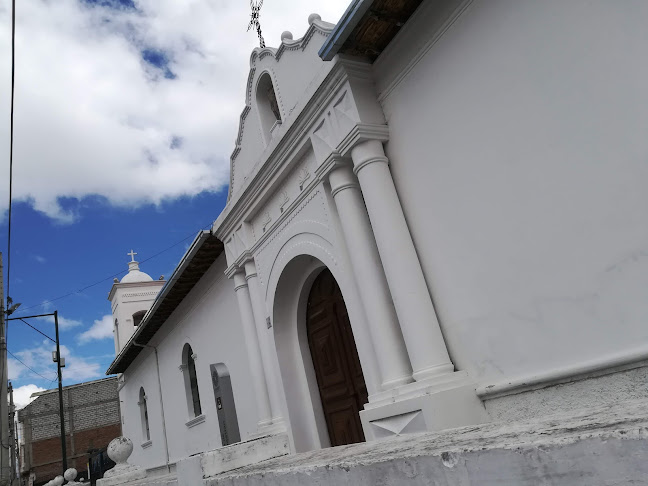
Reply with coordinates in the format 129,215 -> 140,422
247,0 -> 266,48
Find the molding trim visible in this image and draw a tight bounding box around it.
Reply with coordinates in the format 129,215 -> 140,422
123,292 -> 159,298
353,155 -> 389,176
477,347 -> 648,400
375,0 -> 475,102
233,282 -> 248,292
228,18 -> 336,202
330,181 -> 359,198
338,124 -> 390,158
214,58 -> 372,239
185,414 -> 206,429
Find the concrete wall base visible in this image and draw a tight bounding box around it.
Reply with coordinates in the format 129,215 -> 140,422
205,399 -> 648,485
175,433 -> 290,484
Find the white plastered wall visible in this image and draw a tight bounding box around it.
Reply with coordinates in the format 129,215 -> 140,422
120,254 -> 258,469
374,0 -> 648,389
111,282 -> 164,354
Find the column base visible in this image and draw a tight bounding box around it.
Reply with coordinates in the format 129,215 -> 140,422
361,371 -> 489,441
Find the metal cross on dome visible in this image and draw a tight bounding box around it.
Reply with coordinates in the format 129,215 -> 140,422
247,0 -> 266,49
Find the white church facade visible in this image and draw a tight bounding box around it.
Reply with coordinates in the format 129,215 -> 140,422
104,0 -> 648,483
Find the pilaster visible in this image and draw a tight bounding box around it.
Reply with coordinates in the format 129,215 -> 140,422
228,267 -> 273,430
243,258 -> 285,427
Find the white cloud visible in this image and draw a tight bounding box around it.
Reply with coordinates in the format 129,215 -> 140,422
10,340 -> 103,384
33,255 -> 46,264
58,316 -> 83,330
41,314 -> 84,331
77,314 -> 114,343
12,384 -> 46,410
0,0 -> 349,222
7,357 -> 26,381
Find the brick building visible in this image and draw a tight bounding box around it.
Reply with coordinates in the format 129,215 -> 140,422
18,377 -> 121,485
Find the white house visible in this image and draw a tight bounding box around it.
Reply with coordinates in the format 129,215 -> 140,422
104,0 -> 648,482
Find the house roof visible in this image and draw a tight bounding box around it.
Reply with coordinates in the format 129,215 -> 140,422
106,231 -> 224,375
319,0 -> 423,61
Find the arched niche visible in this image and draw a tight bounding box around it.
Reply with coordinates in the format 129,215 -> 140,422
256,71 -> 282,144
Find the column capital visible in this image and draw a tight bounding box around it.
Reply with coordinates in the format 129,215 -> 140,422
225,264 -> 244,280
338,123 -> 390,158
350,139 -> 389,175
243,259 -> 258,280
328,162 -> 360,198
315,151 -> 347,182
233,272 -> 249,292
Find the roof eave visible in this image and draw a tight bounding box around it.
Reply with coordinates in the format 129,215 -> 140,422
319,0 -> 375,61
106,230 -> 221,375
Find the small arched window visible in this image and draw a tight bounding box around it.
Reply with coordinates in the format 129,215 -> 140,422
138,387 -> 150,442
256,72 -> 282,143
182,344 -> 202,418
114,320 -> 120,351
133,310 -> 146,327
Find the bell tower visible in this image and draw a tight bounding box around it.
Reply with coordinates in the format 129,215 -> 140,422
108,250 -> 165,355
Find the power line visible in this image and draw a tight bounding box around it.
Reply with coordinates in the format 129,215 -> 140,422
6,0 -> 16,314
15,221 -> 213,314
6,351 -> 56,383
16,318 -> 55,343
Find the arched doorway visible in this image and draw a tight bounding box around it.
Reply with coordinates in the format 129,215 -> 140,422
306,268 -> 368,446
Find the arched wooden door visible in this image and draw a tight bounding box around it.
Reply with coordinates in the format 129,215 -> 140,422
306,268 -> 368,446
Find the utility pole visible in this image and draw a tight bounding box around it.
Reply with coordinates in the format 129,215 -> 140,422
6,310 -> 66,477
0,253 -> 9,486
8,383 -> 15,486
54,311 -> 67,473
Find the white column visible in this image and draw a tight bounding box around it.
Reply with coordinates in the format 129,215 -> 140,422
232,269 -> 272,428
244,259 -> 284,423
328,162 -> 413,389
351,139 -> 454,381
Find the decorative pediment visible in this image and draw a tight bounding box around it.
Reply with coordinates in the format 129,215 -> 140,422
228,14 -> 335,202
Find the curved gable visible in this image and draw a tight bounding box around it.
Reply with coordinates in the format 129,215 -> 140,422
229,15 -> 335,201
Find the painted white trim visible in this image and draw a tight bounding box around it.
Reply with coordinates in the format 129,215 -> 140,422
374,0 -> 475,102
477,347 -> 648,400
185,414 -> 206,429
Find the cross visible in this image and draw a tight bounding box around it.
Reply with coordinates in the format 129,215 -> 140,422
247,0 -> 266,48
128,250 -> 137,262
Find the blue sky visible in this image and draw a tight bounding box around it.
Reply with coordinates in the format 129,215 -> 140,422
0,191 -> 227,405
0,0 -> 350,407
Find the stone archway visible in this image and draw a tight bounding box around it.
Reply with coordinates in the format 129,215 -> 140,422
306,268 -> 367,446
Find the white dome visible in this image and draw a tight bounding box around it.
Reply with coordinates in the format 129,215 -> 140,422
121,270 -> 153,283
120,255 -> 153,283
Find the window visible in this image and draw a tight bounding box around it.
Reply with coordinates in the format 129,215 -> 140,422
133,310 -> 146,327
182,344 -> 202,418
114,320 -> 120,351
138,387 -> 150,442
256,72 -> 282,143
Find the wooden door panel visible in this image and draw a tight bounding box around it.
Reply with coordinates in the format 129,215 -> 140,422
307,269 -> 367,446
309,327 -> 348,390
327,399 -> 364,447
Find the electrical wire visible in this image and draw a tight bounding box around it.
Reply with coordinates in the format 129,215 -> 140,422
0,0 -> 17,459
6,0 -> 16,315
15,220 -> 213,314
16,318 -> 55,343
7,351 -> 56,383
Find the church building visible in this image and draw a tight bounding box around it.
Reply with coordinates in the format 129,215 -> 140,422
104,0 -> 648,483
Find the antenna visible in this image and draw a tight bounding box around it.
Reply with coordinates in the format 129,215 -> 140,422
247,0 -> 266,48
